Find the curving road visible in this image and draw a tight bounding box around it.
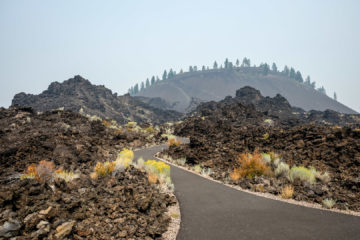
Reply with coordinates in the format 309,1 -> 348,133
134,145 -> 360,240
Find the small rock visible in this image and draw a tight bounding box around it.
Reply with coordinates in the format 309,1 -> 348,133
117,230 -> 127,238
39,206 -> 52,215
55,221 -> 75,239
0,220 -> 22,238
114,218 -> 125,224
37,220 -> 49,229
53,219 -> 66,228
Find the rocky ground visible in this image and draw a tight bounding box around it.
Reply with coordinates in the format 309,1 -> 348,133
0,106 -> 177,239
161,87 -> 360,212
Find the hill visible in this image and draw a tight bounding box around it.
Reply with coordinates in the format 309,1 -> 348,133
135,67 -> 356,114
12,75 -> 182,124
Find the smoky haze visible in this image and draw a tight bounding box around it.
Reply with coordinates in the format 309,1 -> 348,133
0,0 -> 359,112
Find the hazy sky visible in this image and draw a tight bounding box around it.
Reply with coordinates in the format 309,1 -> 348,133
1,0 -> 359,112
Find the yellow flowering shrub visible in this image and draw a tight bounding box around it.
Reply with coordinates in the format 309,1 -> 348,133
144,160 -> 170,178
95,161 -> 116,177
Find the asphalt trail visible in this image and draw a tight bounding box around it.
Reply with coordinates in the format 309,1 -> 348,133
134,145 -> 360,240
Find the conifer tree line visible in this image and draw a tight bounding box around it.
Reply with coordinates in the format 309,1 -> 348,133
128,58 -> 328,96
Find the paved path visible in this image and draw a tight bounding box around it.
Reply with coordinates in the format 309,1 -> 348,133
135,145 -> 360,240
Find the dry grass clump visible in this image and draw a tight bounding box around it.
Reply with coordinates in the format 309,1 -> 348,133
91,148 -> 134,179
322,198 -> 336,209
35,160 -> 55,181
201,168 -> 213,177
193,164 -> 202,173
55,170 -> 80,182
144,160 -> 173,191
134,157 -> 145,169
275,162 -> 290,178
176,157 -> 186,166
230,152 -> 271,180
103,120 -> 111,128
315,171 -> 331,183
148,173 -> 159,184
281,185 -> 294,199
229,170 -> 242,181
21,161 -> 79,182
21,163 -> 38,179
262,133 -> 269,140
21,160 -> 55,181
168,138 -> 181,147
94,161 -> 116,177
144,160 -> 170,178
289,166 -> 316,184
144,126 -> 155,133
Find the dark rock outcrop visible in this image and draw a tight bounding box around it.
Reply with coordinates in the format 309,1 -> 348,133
12,75 -> 182,124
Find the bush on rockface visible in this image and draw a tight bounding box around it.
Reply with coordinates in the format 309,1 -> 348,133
144,160 -> 173,191
289,166 -> 316,184
230,152 -> 271,180
168,138 -> 181,147
281,185 -> 294,199
21,161 -> 79,183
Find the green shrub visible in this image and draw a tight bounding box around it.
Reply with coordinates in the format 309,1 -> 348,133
322,198 -> 335,209
201,168 -> 213,177
135,157 -> 145,169
315,171 -> 331,183
261,153 -> 271,163
176,157 -> 186,166
194,164 -> 202,173
231,152 -> 271,180
289,166 -> 316,184
275,162 -> 290,177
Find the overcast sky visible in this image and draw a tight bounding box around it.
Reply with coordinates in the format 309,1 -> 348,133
1,0 -> 359,112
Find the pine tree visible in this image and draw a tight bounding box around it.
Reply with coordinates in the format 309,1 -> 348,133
272,63 -> 277,72
236,59 -> 240,67
180,69 -> 183,74
151,76 -> 155,85
213,61 -> 218,69
317,86 -> 326,95
295,71 -> 303,83
189,66 -> 193,72
141,81 -> 145,91
224,58 -> 229,69
202,65 -> 206,71
146,78 -> 150,88
168,69 -> 174,78
162,70 -> 167,80
305,76 -> 311,85
263,63 -> 270,75
156,76 -> 160,82
242,57 -> 250,67
333,92 -> 337,101
289,68 -> 296,78
134,84 -> 139,94
194,66 -> 198,71
310,81 -> 316,89
283,66 -> 290,76
128,87 -> 133,95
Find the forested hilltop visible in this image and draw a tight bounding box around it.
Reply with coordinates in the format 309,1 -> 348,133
130,58 -> 355,114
